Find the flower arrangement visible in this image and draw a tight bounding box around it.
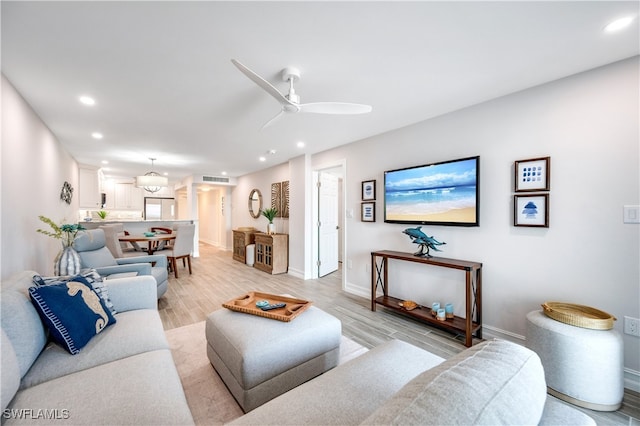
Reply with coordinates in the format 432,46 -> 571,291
37,216 -> 86,247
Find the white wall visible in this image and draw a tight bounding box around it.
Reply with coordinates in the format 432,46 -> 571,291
312,57 -> 640,382
1,75 -> 80,278
231,162 -> 290,236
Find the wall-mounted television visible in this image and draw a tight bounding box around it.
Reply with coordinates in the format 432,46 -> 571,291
384,156 -> 479,227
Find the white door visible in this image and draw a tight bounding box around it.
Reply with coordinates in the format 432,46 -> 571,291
318,172 -> 339,277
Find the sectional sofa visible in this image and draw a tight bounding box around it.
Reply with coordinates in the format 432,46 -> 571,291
1,270 -> 193,425
1,268 -> 597,425
231,338 -> 596,425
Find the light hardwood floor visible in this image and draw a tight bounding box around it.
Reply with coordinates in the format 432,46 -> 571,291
159,242 -> 639,425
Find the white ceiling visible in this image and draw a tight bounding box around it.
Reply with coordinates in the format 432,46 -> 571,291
2,1 -> 638,184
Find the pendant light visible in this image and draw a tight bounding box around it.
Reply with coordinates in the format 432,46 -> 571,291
135,158 -> 168,193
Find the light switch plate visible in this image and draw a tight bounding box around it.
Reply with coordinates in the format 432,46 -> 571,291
623,205 -> 640,223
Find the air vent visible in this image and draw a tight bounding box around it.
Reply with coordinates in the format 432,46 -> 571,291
202,176 -> 229,183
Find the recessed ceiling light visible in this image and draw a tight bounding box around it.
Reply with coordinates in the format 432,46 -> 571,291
79,95 -> 95,106
101,160 -> 109,164
297,141 -> 305,148
221,171 -> 227,176
163,172 -> 168,176
91,132 -> 103,139
259,156 -> 266,162
604,16 -> 635,32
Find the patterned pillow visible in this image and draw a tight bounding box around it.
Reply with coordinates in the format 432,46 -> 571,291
32,269 -> 116,315
29,281 -> 116,355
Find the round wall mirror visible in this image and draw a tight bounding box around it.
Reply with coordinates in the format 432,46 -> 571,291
248,189 -> 262,219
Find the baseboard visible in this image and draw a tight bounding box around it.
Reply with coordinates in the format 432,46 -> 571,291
344,282 -> 370,299
287,268 -> 304,279
624,368 -> 640,392
482,324 -> 526,344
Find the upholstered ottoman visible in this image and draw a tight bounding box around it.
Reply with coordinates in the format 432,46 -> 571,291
526,310 -> 624,411
205,305 -> 342,412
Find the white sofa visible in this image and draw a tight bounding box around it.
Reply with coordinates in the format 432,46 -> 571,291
232,338 -> 596,425
1,270 -> 193,425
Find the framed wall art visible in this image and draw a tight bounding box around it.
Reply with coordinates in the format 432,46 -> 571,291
515,157 -> 550,192
361,202 -> 376,222
362,180 -> 376,201
271,180 -> 290,218
514,194 -> 549,228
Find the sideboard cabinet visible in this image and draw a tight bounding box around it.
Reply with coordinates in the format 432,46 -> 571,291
254,233 -> 288,274
232,229 -> 257,263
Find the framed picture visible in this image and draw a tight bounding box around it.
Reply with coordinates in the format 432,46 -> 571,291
514,194 -> 549,227
515,157 -> 550,192
361,202 -> 376,222
362,180 -> 376,201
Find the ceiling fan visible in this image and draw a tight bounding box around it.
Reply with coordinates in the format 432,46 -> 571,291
231,59 -> 372,129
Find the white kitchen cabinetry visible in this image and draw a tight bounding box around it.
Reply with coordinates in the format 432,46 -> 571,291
114,183 -> 144,210
79,167 -> 101,208
101,179 -> 115,210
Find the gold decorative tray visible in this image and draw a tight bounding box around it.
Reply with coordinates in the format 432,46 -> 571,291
222,291 -> 312,322
542,302 -> 616,330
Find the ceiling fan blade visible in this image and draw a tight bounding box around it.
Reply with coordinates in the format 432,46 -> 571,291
261,110 -> 286,130
231,59 -> 292,107
298,102 -> 372,115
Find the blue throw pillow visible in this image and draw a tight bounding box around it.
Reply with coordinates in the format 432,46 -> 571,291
32,269 -> 116,315
29,281 -> 116,355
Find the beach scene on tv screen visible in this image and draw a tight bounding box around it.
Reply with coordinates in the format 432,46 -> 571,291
385,158 -> 477,223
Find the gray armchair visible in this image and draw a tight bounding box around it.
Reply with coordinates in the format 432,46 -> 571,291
74,229 -> 169,298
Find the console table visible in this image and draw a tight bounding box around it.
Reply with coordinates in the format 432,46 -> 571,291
371,250 -> 482,347
232,228 -> 257,263
254,233 -> 289,275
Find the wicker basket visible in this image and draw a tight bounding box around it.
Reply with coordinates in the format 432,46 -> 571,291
541,302 -> 616,330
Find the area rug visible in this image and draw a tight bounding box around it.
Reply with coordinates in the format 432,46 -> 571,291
165,321 -> 369,425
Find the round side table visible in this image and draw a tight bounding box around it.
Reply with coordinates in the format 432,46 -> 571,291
525,310 -> 623,411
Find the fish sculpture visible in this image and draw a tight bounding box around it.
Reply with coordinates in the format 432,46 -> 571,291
402,226 -> 446,257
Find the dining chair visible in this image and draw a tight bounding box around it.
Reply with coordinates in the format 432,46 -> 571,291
154,224 -> 195,278
99,224 -> 140,258
150,226 -> 173,251
74,229 -> 169,298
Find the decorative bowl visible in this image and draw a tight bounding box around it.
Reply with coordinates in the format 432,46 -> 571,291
144,232 -> 156,237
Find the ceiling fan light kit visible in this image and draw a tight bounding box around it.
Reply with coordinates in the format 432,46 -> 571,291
231,59 -> 372,129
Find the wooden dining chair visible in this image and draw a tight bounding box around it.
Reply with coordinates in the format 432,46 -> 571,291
154,224 -> 195,278
150,227 -> 173,251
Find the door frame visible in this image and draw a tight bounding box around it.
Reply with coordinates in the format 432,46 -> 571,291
311,159 -> 347,290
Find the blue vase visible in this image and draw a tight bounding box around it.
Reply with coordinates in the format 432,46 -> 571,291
54,245 -> 81,276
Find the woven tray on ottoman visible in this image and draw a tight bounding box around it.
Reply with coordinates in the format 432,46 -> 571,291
205,303 -> 341,412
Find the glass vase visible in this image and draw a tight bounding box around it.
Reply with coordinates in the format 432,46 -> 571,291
54,244 -> 81,276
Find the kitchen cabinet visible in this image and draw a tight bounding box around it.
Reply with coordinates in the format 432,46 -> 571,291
114,183 -> 143,210
79,167 -> 101,208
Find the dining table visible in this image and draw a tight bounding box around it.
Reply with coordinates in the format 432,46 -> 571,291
118,233 -> 176,255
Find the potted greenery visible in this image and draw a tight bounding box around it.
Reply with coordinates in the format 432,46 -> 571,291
97,210 -> 108,220
37,216 -> 86,276
261,208 -> 278,235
